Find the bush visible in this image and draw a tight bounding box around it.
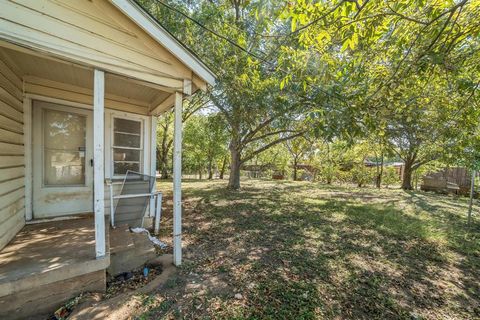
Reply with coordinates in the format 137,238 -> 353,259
383,167 -> 401,187
350,164 -> 376,187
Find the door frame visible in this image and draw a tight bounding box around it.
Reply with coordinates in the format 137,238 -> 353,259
24,94 -> 95,221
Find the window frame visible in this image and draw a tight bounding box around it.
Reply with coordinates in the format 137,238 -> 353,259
111,115 -> 144,178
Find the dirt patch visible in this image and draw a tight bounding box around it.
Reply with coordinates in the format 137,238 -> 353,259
105,264 -> 163,299
47,255 -> 176,320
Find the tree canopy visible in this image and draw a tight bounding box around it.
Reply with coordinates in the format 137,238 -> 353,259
140,0 -> 480,190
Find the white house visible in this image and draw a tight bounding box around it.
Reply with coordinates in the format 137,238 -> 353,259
0,0 -> 215,318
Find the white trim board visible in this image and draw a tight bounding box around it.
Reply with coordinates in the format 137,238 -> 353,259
111,0 -> 216,86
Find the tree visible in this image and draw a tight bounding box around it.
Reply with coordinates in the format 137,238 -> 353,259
202,1 -> 309,189
140,0 -> 309,189
383,167 -> 401,188
211,68 -> 308,189
309,140 -> 348,185
204,114 -> 230,179
283,0 -> 480,189
285,135 -> 313,181
183,112 -> 229,179
156,93 -> 208,178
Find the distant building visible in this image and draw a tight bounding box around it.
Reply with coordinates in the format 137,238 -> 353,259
421,167 -> 471,195
242,164 -> 277,179
364,160 -> 405,179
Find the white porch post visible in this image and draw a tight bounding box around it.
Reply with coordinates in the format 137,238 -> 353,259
150,116 -> 157,219
23,97 -> 33,221
173,92 -> 183,266
94,69 -> 106,258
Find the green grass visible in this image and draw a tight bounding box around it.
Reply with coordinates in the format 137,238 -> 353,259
140,180 -> 479,320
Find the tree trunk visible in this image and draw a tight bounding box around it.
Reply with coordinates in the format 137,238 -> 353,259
219,156 -> 227,179
208,159 -> 213,180
293,157 -> 298,181
414,170 -> 418,190
375,152 -> 384,188
228,143 -> 241,190
326,175 -> 332,185
157,120 -> 171,179
401,161 -> 414,190
161,155 -> 169,179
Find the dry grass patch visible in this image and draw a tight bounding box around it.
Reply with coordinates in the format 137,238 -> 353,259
141,179 -> 479,320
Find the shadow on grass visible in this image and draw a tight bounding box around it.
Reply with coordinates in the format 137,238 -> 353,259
148,181 -> 479,320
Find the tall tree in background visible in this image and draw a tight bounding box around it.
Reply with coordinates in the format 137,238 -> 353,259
183,113 -> 229,178
285,135 -> 313,181
156,93 -> 208,178
284,0 -> 480,189
142,0 -> 309,189
204,114 -> 230,179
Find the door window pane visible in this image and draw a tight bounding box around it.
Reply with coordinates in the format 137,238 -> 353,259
114,133 -> 141,148
114,118 -> 141,134
43,109 -> 86,186
113,118 -> 142,175
113,148 -> 141,162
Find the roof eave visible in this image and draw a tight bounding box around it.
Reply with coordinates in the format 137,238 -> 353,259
111,0 -> 216,87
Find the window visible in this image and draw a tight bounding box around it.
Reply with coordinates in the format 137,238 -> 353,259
112,117 -> 143,175
43,108 -> 86,186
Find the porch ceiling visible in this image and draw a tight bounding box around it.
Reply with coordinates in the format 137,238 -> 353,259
0,45 -> 172,115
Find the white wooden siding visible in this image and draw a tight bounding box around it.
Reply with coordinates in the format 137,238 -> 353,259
0,0 -> 193,90
0,59 -> 24,250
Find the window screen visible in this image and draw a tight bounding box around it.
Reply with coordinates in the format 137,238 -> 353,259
113,118 -> 142,175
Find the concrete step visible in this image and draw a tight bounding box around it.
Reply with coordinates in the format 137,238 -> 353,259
108,226 -> 157,277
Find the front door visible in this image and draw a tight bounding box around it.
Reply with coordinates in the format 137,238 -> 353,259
32,100 -> 94,218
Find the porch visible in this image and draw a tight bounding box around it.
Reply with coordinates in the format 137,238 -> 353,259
0,1 -> 216,317
0,216 -> 159,319
0,29 -> 186,320
0,217 -> 107,318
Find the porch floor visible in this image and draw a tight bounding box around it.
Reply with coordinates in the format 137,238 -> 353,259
0,217 -> 97,284
0,216 -> 109,300
0,217 -> 111,319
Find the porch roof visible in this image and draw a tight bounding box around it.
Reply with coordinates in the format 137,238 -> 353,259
112,0 -> 216,87
0,0 -> 216,113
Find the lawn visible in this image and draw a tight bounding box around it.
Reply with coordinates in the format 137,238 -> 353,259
137,180 -> 479,320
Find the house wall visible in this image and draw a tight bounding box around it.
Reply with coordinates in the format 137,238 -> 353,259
23,79 -> 156,221
0,58 -> 25,249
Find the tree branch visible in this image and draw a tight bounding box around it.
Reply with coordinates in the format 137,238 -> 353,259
241,116 -> 278,145
247,129 -> 298,144
241,131 -> 305,164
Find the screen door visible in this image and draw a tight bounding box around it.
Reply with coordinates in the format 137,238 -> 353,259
32,100 -> 94,218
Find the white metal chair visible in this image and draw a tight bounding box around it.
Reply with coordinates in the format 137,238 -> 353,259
108,171 -> 163,234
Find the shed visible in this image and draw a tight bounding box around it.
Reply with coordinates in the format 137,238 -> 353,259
421,167 -> 471,195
